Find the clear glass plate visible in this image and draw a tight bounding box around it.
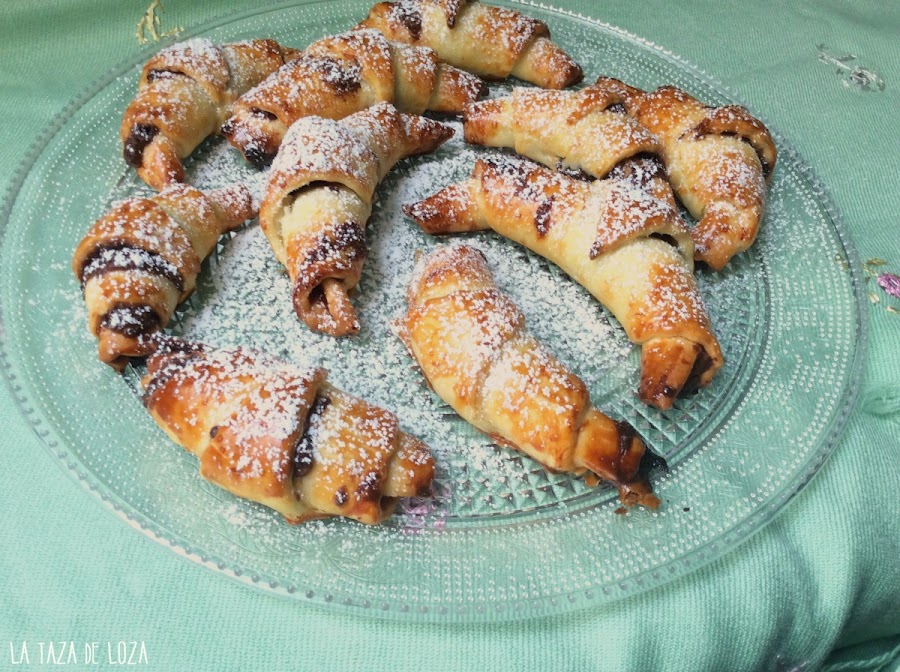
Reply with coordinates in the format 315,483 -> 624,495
0,0 -> 866,622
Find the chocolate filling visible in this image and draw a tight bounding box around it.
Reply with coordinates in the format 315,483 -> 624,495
123,123 -> 159,169
555,161 -> 593,182
391,1 -> 423,40
293,395 -> 330,479
302,220 -> 367,268
639,446 -> 669,475
145,68 -> 184,83
80,243 -> 184,293
355,471 -> 385,503
660,384 -> 678,399
316,55 -> 362,95
533,198 -> 554,237
607,152 -> 666,187
100,303 -> 160,338
141,343 -> 206,406
613,419 -> 639,461
244,144 -> 277,170
334,486 -> 349,507
682,347 -> 715,394
649,233 -> 680,249
249,107 -> 278,121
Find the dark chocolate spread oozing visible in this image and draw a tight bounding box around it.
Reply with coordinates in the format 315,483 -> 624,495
123,123 -> 159,169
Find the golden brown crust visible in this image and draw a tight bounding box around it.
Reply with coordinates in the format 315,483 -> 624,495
624,84 -> 777,270
404,156 -> 723,409
222,30 -> 482,169
72,184 -> 254,370
141,338 -> 434,525
259,103 -> 452,336
463,80 -> 660,179
121,38 -> 295,190
401,245 -> 662,508
357,0 -> 582,89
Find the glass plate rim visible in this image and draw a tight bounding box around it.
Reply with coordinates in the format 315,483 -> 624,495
0,0 -> 869,622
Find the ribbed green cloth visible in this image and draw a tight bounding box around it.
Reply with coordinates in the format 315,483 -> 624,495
1,1 -> 898,670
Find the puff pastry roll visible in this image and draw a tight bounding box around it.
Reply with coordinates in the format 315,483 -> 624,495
142,338 -> 434,525
72,184 -> 254,370
260,102 -> 452,336
222,29 -> 482,169
618,81 -> 777,270
121,38 -> 298,190
405,156 -> 723,409
357,0 -> 582,89
397,245 -> 664,508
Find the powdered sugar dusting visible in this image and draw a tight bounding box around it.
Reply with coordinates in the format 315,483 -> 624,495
160,117 -> 638,520
150,38 -> 227,89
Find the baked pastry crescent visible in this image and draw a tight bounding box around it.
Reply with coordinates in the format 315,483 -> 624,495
396,245 -> 665,508
72,183 -> 254,370
357,0 -> 582,89
404,156 -> 723,410
260,102 -> 452,336
121,38 -> 298,190
222,29 -> 482,169
618,80 -> 777,270
464,77 -> 777,269
463,78 -> 663,183
142,337 -> 434,525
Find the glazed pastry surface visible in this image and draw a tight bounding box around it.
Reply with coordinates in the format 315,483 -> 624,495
398,245 -> 665,507
142,338 -> 435,525
405,156 -> 723,409
260,102 -> 452,335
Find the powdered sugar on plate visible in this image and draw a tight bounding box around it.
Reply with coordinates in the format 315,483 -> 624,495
152,113 -> 641,519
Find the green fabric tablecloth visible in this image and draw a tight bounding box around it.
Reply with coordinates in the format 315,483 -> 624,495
1,1 -> 898,670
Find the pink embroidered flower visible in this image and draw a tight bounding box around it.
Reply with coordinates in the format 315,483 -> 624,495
877,272 -> 900,300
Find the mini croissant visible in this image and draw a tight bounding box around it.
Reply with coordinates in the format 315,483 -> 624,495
405,156 -> 723,410
357,0 -> 582,89
222,29 -> 482,169
618,80 -> 777,270
260,102 -> 452,336
121,38 -> 298,190
72,183 -> 255,370
463,78 -> 663,183
463,79 -> 685,263
142,338 -> 434,525
397,245 -> 665,508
